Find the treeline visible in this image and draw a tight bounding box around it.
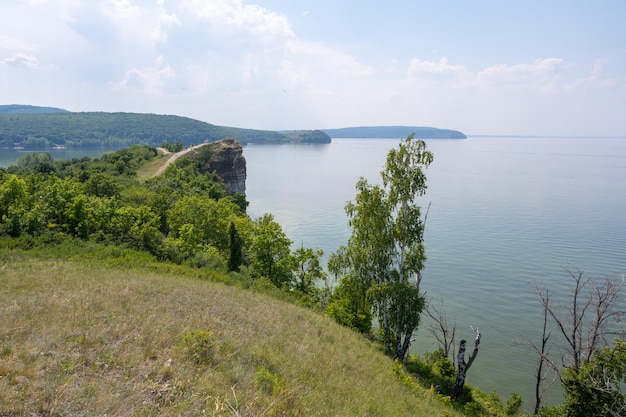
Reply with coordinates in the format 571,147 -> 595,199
0,112 -> 331,149
0,146 -> 327,300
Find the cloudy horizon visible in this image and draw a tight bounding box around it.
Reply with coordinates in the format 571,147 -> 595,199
1,0 -> 625,136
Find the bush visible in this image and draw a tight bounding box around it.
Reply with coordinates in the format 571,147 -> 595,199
504,392 -> 523,415
254,365 -> 283,395
178,330 -> 214,365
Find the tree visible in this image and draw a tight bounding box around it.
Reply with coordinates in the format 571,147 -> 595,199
425,298 -> 457,360
228,221 -> 243,272
167,195 -> 240,254
325,273 -> 373,333
532,270 -> 625,415
536,270 -> 624,375
249,213 -> 293,288
291,244 -> 325,294
331,133 -> 432,361
326,246 -> 373,332
529,287 -> 557,415
84,172 -> 121,198
562,339 -> 626,417
452,327 -> 481,399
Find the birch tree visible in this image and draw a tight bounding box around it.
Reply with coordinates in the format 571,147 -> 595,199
452,327 -> 481,399
334,133 -> 432,361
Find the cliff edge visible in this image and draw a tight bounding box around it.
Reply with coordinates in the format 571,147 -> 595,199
201,138 -> 247,195
153,138 -> 246,195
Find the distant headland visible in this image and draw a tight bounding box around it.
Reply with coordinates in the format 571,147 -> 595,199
322,126 -> 466,139
0,105 -> 466,149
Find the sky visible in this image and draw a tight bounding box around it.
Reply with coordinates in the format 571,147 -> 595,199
1,0 -> 625,136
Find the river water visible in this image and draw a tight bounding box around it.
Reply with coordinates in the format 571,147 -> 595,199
244,137 -> 626,406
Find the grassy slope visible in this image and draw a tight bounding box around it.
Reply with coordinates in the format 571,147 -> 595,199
0,252 -> 460,417
136,151 -> 173,181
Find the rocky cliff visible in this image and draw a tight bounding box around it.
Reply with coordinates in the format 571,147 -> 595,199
202,138 -> 247,195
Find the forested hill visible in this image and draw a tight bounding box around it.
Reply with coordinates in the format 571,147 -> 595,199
322,126 -> 466,139
0,107 -> 331,148
0,104 -> 69,114
0,105 -> 465,148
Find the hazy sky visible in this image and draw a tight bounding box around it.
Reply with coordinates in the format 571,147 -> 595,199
1,1 -> 625,136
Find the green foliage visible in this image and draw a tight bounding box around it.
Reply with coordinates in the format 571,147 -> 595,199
228,221 -> 244,272
535,405 -> 566,417
161,140 -> 184,152
225,126 -> 290,144
254,365 -> 283,395
291,245 -> 325,294
562,339 -> 626,417
0,112 -> 308,149
249,213 -> 293,288
330,133 -> 432,361
326,274 -> 373,334
284,129 -> 332,143
405,351 -> 456,396
15,152 -> 55,173
0,145 -> 247,265
433,355 -> 456,379
167,195 -> 242,255
504,392 -> 523,415
84,172 -> 122,198
153,160 -> 226,200
178,330 -> 215,365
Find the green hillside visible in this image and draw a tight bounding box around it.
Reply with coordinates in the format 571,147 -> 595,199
0,251 -> 461,417
0,104 -> 69,114
0,109 -> 331,149
0,112 -> 251,148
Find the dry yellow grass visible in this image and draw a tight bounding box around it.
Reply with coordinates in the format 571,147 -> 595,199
0,253 -> 461,416
136,151 -> 173,182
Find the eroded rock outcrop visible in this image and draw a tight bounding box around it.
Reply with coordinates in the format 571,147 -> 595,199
202,138 -> 247,195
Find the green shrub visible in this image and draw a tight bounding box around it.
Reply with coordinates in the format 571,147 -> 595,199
178,329 -> 214,365
433,356 -> 456,378
254,365 -> 283,395
504,392 -> 523,415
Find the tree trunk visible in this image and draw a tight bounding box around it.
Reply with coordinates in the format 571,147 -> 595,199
452,329 -> 481,399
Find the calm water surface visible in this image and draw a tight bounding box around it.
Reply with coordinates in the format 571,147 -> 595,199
244,137 -> 626,406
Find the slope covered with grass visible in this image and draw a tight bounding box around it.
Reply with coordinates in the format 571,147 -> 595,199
0,251 -> 460,417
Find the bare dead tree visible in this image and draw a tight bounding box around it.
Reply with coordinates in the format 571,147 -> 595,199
425,298 -> 456,361
542,269 -> 625,374
529,285 -> 560,414
526,270 -> 625,414
452,326 -> 481,399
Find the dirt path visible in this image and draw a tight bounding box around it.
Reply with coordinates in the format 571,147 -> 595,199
152,143 -> 208,177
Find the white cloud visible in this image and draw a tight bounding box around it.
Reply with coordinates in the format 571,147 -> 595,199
475,58 -> 566,92
563,61 -> 620,92
408,57 -> 466,75
1,1 -> 624,135
2,53 -> 41,69
112,57 -> 176,94
185,0 -> 293,39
